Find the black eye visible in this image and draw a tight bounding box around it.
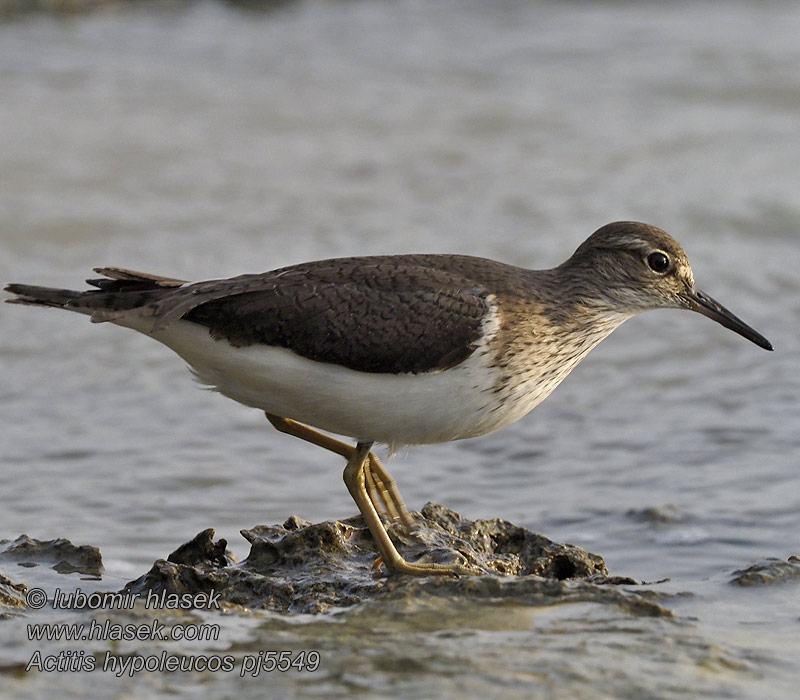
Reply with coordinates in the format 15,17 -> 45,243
647,251 -> 670,273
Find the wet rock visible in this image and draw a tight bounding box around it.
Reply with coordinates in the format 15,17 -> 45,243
730,556 -> 800,586
626,504 -> 685,525
167,528 -> 235,568
0,535 -> 103,577
402,503 -> 607,578
0,571 -> 27,611
122,503 -> 663,615
377,571 -> 672,618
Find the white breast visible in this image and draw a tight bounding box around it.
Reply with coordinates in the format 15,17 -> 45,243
118,316 -> 505,451
116,304 -> 630,451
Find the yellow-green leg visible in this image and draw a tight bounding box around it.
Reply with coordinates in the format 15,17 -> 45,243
343,441 -> 475,576
265,413 -> 475,577
265,413 -> 411,525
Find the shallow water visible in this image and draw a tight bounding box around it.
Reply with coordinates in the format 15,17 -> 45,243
1,0 -> 799,697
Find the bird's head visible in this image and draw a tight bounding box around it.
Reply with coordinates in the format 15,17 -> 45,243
563,221 -> 772,351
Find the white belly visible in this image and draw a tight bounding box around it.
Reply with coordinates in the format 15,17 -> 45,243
120,318 -> 525,450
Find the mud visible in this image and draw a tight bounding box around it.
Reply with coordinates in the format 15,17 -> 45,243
0,505 -> 674,616
122,503 -> 660,615
730,555 -> 800,586
0,534 -> 103,577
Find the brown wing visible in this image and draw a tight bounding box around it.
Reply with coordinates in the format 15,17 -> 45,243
185,257 -> 492,374
17,256 -> 496,374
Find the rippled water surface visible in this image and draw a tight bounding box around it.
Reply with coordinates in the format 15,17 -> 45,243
1,1 -> 799,698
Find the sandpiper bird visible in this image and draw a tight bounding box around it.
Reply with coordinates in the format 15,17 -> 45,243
5,222 -> 772,576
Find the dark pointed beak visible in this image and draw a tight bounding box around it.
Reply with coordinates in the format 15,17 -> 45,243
684,288 -> 773,351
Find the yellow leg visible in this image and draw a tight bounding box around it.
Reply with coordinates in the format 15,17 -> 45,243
362,463 -> 391,521
363,457 -> 411,526
266,413 -> 411,526
343,441 -> 474,577
265,413 -> 474,577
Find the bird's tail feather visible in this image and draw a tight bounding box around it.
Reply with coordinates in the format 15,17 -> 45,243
4,268 -> 188,322
4,284 -> 85,310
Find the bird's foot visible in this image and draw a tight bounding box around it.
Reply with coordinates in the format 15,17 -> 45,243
375,554 -> 480,578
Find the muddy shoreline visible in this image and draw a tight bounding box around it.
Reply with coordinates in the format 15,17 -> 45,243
2,503 -> 669,616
